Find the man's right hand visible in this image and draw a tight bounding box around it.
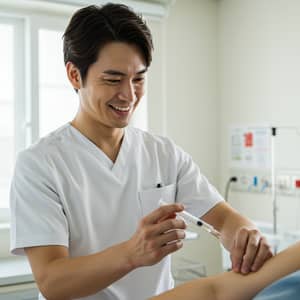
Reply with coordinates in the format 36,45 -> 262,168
126,203 -> 186,268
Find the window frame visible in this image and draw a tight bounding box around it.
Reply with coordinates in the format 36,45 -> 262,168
0,10 -> 71,222
0,15 -> 25,222
27,14 -> 71,143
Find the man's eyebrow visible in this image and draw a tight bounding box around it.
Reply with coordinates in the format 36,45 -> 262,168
136,68 -> 147,75
102,68 -> 147,76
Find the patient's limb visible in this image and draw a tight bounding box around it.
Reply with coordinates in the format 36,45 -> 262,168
150,241 -> 300,300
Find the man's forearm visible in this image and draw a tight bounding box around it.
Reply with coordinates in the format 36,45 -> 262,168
27,203 -> 186,300
202,202 -> 273,273
219,209 -> 255,251
201,202 -> 256,251
38,242 -> 134,300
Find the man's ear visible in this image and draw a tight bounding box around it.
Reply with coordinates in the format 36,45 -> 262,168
66,61 -> 82,90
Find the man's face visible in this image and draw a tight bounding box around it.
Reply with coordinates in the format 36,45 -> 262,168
78,42 -> 147,129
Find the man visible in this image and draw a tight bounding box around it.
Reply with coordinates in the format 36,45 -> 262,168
10,4 -> 272,300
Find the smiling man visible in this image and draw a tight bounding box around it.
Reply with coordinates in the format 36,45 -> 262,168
67,41 -> 147,162
10,3 -> 272,300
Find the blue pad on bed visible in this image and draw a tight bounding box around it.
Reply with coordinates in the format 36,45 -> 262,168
253,270 -> 300,300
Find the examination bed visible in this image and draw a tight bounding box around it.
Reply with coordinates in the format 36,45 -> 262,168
254,270 -> 300,300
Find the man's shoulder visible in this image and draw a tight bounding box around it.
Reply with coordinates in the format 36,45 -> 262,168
18,123 -> 71,162
127,126 -> 178,154
128,126 -> 174,145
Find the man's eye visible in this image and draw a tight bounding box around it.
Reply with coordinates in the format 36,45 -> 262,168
133,77 -> 145,83
105,79 -> 121,84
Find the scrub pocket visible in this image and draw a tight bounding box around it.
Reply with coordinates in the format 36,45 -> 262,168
138,184 -> 176,216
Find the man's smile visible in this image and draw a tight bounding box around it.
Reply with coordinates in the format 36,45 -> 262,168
108,104 -> 131,112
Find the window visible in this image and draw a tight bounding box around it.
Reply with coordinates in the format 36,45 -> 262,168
39,28 -> 78,136
0,19 -> 17,211
0,14 -> 74,214
0,22 -> 14,209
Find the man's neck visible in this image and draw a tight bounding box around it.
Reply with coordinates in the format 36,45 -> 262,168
70,115 -> 124,163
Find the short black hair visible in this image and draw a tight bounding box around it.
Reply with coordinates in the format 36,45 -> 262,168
63,3 -> 153,85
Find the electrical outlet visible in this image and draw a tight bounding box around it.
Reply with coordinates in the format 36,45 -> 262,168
276,175 -> 292,195
229,170 -> 300,195
238,174 -> 251,192
260,176 -> 271,192
230,173 -> 272,193
276,175 -> 290,189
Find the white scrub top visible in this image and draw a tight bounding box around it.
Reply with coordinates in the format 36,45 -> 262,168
10,123 -> 223,300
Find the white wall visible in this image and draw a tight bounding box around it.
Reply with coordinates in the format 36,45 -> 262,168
165,0 -> 220,185
149,1 -> 220,184
148,0 -> 223,276
147,18 -> 166,135
218,0 -> 300,229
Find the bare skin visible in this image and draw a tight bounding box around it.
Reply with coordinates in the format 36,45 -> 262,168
202,202 -> 273,274
150,241 -> 300,300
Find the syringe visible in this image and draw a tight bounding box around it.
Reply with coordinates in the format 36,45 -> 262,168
159,200 -> 221,239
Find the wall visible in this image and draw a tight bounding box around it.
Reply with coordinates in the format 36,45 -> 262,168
147,18 -> 166,135
218,0 -> 300,232
148,0 -> 223,275
165,0 -> 219,185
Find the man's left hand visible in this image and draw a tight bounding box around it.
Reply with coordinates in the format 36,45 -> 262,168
230,227 -> 273,274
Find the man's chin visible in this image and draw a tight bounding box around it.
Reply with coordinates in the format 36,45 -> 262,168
111,121 -> 130,129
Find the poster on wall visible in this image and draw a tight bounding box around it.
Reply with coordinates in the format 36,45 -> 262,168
230,125 -> 271,169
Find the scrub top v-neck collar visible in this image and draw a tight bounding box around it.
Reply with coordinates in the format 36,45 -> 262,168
68,123 -> 131,179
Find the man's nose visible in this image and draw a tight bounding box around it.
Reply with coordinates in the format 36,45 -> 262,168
118,81 -> 136,102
